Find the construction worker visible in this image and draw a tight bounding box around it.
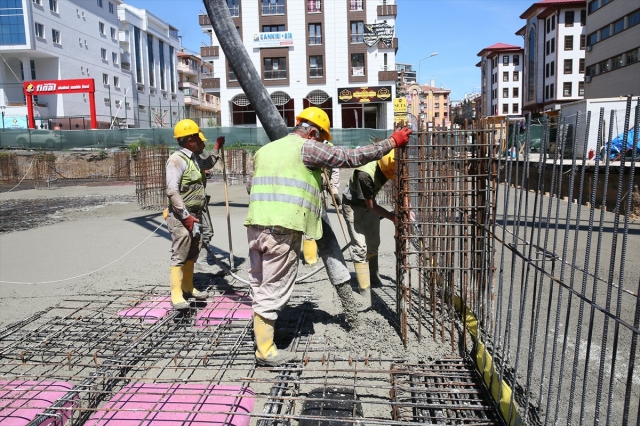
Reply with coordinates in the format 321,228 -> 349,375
245,106 -> 412,366
341,149 -> 410,309
165,119 -> 225,309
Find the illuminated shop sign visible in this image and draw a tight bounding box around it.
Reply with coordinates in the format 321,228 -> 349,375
337,86 -> 393,104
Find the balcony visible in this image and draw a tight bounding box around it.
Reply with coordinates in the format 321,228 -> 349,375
377,37 -> 398,51
199,14 -> 211,26
200,46 -> 219,58
121,62 -> 131,71
378,70 -> 397,81
118,30 -> 129,45
179,80 -> 199,91
178,63 -> 198,76
201,77 -> 220,90
377,3 -> 397,17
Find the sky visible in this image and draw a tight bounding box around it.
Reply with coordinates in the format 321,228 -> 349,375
125,0 -> 535,101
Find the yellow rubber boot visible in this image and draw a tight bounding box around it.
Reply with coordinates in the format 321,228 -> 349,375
303,239 -> 318,265
354,262 -> 371,309
170,266 -> 189,310
182,260 -> 207,300
254,313 -> 295,367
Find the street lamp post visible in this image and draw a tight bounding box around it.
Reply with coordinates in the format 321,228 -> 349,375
418,52 -> 438,85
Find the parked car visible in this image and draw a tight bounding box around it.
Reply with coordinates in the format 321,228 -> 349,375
12,130 -> 66,149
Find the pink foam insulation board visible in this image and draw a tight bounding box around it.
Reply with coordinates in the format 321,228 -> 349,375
86,383 -> 255,425
0,380 -> 76,426
117,297 -> 173,323
194,294 -> 253,328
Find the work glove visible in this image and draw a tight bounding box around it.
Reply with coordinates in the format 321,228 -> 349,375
215,136 -> 225,150
182,215 -> 199,232
390,127 -> 412,148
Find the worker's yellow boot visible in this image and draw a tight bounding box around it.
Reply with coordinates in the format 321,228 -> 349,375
254,313 -> 296,367
354,262 -> 371,310
170,266 -> 189,310
182,260 -> 207,301
303,239 -> 318,265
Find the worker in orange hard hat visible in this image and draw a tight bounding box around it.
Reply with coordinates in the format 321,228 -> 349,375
165,119 -> 225,310
245,106 -> 413,366
341,148 -> 414,309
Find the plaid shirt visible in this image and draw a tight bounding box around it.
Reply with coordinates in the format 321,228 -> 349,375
301,138 -> 393,170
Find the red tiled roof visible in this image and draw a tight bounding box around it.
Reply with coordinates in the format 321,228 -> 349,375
477,43 -> 523,57
520,0 -> 584,19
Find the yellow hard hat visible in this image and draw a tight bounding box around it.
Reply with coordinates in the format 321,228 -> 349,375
378,149 -> 395,179
173,119 -> 200,139
198,132 -> 207,142
296,107 -> 332,141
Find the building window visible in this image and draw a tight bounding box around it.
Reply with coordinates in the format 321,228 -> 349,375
552,15 -> 556,30
503,71 -> 509,82
546,63 -> 550,78
545,84 -> 549,100
587,32 -> 598,46
349,0 -> 363,11
611,18 -> 624,35
546,40 -> 550,55
263,25 -> 285,32
103,73 -> 109,85
33,0 -> 41,4
586,64 -> 597,76
434,112 -> 439,118
598,59 -> 609,74
600,25 -> 611,41
565,35 -> 573,50
578,81 -> 584,96
49,0 -> 57,12
611,54 -> 623,70
513,71 -> 519,81
101,48 -> 106,60
158,40 -> 165,90
262,0 -> 284,15
564,59 -> 573,74
134,26 -> 142,83
502,104 -> 509,114
308,23 -> 322,44
580,9 -> 586,25
113,76 -> 119,87
503,55 -> 509,65
169,45 -> 175,92
626,48 -> 639,65
350,21 -> 363,43
99,22 -> 105,34
97,0 -> 102,7
226,0 -> 239,16
147,34 -> 154,86
630,10 -> 640,27
309,55 -> 323,77
51,29 -> 60,44
551,38 -> 555,53
513,55 -> 519,66
264,57 -> 286,79
563,82 -> 572,97
112,52 -> 118,63
513,87 -> 519,98
565,11 -> 574,26
108,2 -> 114,13
551,61 -> 555,76
502,88 -> 508,98
308,0 -> 321,12
351,53 -> 364,76
588,0 -> 598,14
550,83 -> 554,98
580,34 -> 586,49
34,22 -> 44,38
513,103 -> 519,114
579,58 -> 585,73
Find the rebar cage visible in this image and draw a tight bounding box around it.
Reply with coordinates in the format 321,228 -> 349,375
396,95 -> 640,425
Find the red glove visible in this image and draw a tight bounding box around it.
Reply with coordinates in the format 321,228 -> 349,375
182,215 -> 199,232
215,136 -> 225,150
390,127 -> 412,148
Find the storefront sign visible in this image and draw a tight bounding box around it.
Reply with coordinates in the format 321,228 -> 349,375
337,86 -> 392,104
363,23 -> 394,48
253,31 -> 294,48
24,78 -> 95,95
393,98 -> 408,126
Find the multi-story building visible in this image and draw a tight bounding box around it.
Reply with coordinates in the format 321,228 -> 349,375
518,0 -> 587,115
477,43 -> 523,117
198,0 -> 399,131
404,79 -> 451,129
396,63 -> 416,86
117,3 -> 183,128
177,50 -> 220,127
583,0 -> 640,98
0,0 -> 184,129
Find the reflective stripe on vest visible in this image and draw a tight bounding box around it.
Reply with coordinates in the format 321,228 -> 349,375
244,135 -> 323,238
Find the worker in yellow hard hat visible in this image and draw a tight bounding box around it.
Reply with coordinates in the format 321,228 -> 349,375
245,106 -> 412,366
165,118 -> 225,310
341,148 -> 412,309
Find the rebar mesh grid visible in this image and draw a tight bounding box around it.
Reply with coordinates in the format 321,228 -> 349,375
134,145 -> 169,210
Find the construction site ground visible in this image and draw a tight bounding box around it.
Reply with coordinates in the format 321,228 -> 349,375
0,171 -> 501,425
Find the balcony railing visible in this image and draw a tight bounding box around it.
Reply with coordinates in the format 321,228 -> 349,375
265,70 -> 287,79
378,70 -> 397,81
200,46 -> 219,57
377,3 -> 397,16
310,68 -> 324,77
262,4 -> 284,15
309,36 -> 322,45
201,77 -> 220,89
198,14 -> 211,26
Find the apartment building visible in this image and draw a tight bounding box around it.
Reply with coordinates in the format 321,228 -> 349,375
117,3 -> 183,128
177,50 -> 220,127
404,79 -> 451,129
584,0 -> 640,98
198,0 -> 399,131
477,43 -> 524,117
518,0 -> 587,115
396,63 -> 416,85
